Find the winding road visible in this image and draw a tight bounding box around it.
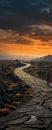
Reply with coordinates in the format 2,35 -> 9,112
0,62 -> 52,130
15,62 -> 51,92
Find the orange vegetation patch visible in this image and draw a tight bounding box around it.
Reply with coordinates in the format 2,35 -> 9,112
27,93 -> 34,97
12,101 -> 23,106
4,103 -> 16,110
25,88 -> 34,97
9,82 -> 18,89
16,93 -> 23,97
0,107 -> 11,116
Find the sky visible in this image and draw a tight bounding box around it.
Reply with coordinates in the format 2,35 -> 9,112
0,0 -> 52,57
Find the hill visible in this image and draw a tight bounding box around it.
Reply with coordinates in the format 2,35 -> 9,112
31,55 -> 52,63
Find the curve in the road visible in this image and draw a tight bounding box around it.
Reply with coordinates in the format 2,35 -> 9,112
14,62 -> 51,92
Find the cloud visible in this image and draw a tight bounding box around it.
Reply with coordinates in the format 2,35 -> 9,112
0,0 -> 52,43
23,25 -> 52,42
0,29 -> 33,44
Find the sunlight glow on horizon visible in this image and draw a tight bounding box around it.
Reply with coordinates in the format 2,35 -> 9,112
0,29 -> 52,57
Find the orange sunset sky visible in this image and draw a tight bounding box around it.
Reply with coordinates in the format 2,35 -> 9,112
0,0 -> 52,58
0,28 -> 52,57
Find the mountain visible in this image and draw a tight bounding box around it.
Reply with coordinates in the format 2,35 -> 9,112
42,55 -> 52,61
31,55 -> 52,62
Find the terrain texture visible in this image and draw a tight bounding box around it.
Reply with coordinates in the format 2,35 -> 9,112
0,62 -> 52,130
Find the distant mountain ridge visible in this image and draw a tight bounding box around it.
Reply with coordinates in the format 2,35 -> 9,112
31,55 -> 52,62
42,55 -> 52,61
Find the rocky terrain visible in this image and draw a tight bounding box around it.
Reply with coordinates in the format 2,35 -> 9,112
0,62 -> 52,130
0,60 -> 34,117
24,61 -> 52,81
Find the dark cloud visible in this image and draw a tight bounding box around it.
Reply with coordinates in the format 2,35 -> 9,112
0,29 -> 32,44
0,0 -> 52,42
